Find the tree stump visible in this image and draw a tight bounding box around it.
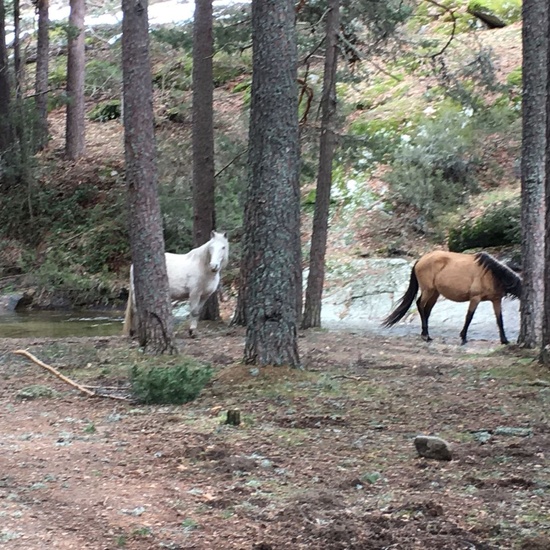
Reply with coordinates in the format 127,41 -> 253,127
226,409 -> 241,426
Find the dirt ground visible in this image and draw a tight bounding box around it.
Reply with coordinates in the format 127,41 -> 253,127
1,326 -> 549,550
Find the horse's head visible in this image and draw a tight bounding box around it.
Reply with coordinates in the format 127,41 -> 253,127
208,231 -> 229,273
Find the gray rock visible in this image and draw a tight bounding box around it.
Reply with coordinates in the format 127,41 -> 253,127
471,430 -> 492,444
0,293 -> 25,312
494,426 -> 533,437
467,6 -> 506,28
414,435 -> 453,461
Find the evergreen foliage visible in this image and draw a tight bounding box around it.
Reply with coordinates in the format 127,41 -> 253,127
130,361 -> 213,405
447,196 -> 521,252
385,110 -> 479,219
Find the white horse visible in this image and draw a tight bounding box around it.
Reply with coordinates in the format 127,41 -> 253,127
123,231 -> 229,337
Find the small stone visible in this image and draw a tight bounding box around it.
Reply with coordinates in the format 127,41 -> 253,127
472,431 -> 492,444
494,426 -> 533,437
414,435 -> 453,461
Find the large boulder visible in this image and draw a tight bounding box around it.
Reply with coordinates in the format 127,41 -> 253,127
467,0 -> 521,28
0,290 -> 34,313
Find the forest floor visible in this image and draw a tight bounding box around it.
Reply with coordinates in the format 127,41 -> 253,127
1,326 -> 549,550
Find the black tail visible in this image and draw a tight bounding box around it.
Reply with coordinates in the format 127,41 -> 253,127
475,252 -> 522,299
382,262 -> 419,327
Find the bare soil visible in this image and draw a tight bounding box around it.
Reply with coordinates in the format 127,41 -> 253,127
1,327 -> 549,550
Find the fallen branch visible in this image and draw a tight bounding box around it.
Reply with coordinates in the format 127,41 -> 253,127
12,349 -> 129,401
331,374 -> 362,381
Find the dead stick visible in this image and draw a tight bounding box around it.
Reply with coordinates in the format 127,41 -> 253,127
331,374 -> 362,381
13,349 -> 97,397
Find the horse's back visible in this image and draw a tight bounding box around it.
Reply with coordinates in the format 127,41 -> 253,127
415,251 -> 483,302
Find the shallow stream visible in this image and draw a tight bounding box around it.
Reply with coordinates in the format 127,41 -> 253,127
0,310 -> 124,339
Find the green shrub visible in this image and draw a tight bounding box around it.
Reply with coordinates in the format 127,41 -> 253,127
447,196 -> 520,251
506,66 -> 522,88
130,361 -> 213,405
85,59 -> 122,98
151,26 -> 192,50
347,116 -> 404,163
385,109 -> 479,219
32,251 -> 117,306
48,55 -> 68,89
212,51 -> 250,87
153,56 -> 193,92
212,4 -> 251,55
88,100 -> 122,122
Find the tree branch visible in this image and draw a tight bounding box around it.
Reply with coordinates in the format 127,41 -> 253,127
12,349 -> 129,401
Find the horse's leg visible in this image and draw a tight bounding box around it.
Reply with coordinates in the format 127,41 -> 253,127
491,299 -> 508,344
459,297 -> 481,345
188,292 -> 203,338
417,290 -> 438,342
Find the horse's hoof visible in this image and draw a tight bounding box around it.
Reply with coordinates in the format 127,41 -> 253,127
461,339 -> 467,345
421,335 -> 432,342
501,339 -> 509,345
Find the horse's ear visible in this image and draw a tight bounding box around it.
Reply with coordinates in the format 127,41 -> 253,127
210,230 -> 216,239
223,231 -> 227,238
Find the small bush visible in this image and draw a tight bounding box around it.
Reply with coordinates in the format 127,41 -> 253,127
385,109 -> 479,219
506,66 -> 522,88
153,56 -> 193,92
89,100 -> 122,122
85,59 -> 122,98
212,51 -> 250,87
48,55 -> 68,89
447,196 -> 520,251
151,26 -> 192,50
347,116 -> 404,163
130,361 -> 213,405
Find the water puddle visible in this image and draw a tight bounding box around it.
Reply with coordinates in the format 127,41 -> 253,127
0,311 -> 124,338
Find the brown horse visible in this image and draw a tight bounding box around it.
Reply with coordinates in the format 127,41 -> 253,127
382,251 -> 522,344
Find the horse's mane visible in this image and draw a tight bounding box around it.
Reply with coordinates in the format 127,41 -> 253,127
475,252 -> 522,299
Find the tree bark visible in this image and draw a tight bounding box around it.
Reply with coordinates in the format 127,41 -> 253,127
65,0 -> 86,159
541,2 -> 550,366
35,0 -> 50,149
302,0 -> 339,329
231,267 -> 247,326
192,0 -> 219,321
13,0 -> 23,99
0,0 -> 12,156
519,0 -> 547,348
242,0 -> 301,367
122,0 -> 176,354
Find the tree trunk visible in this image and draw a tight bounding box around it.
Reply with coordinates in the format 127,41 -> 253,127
13,0 -> 22,99
192,0 -> 219,322
65,0 -> 86,160
519,0 -> 547,348
541,3 -> 550,366
230,267 -> 247,325
0,0 -> 12,156
122,0 -> 176,354
35,0 -> 50,149
302,0 -> 339,330
242,0 -> 301,367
